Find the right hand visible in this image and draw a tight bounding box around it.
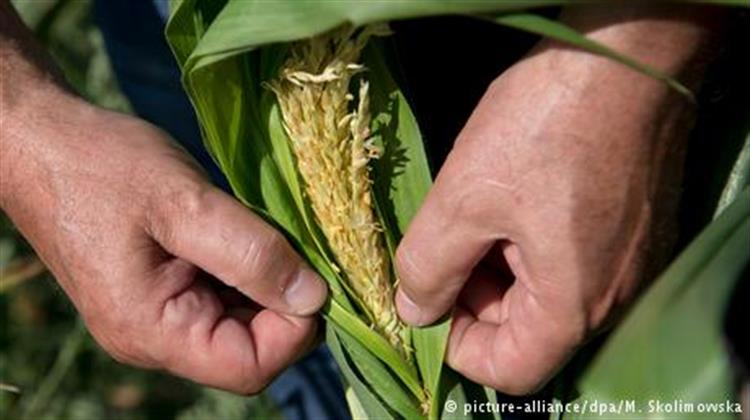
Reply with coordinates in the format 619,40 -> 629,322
394,4 -> 719,395
0,91 -> 328,394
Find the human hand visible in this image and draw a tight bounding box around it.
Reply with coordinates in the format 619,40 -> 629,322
0,90 -> 328,393
394,6 -> 721,394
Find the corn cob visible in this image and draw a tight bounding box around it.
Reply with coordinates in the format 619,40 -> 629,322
269,25 -> 409,355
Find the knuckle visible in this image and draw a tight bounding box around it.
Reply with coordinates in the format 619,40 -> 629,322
251,228 -> 286,264
426,182 -> 491,241
161,286 -> 219,333
432,177 -> 471,222
395,246 -> 431,295
486,73 -> 507,96
170,182 -> 213,222
240,229 -> 290,282
395,246 -> 416,281
407,277 -> 437,299
441,176 -> 503,224
147,181 -> 211,245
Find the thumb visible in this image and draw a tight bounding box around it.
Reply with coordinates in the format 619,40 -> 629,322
395,164 -> 496,326
149,183 -> 328,316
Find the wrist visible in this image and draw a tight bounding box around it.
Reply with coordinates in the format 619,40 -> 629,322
502,4 -> 726,143
0,83 -> 88,210
1,1 -> 78,209
545,4 -> 725,91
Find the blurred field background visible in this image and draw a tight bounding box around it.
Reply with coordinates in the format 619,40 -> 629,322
0,1 -> 280,419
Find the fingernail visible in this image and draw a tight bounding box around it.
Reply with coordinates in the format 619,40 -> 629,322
285,268 -> 328,315
396,288 -> 424,326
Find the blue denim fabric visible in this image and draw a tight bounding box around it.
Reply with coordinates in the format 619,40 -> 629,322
94,1 -> 348,419
93,0 -> 229,190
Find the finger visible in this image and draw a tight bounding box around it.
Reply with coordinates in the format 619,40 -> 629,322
157,280 -> 318,394
149,184 -> 327,316
395,154 -> 497,326
216,287 -> 258,310
447,284 -> 584,395
217,288 -> 261,322
456,264 -> 511,324
225,306 -> 258,323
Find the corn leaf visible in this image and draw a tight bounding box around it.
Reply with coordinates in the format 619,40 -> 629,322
175,1 -> 741,87
439,368 -> 499,420
345,389 -> 370,420
328,300 -> 424,401
327,326 -> 395,420
364,42 -> 433,234
337,328 -> 424,418
716,134 -> 750,216
183,0 -> 560,72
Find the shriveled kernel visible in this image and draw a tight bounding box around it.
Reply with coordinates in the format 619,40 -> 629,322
269,25 -> 408,355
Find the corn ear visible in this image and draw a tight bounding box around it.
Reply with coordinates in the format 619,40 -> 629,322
269,25 -> 410,356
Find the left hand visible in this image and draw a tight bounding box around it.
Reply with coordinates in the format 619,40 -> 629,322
394,5 -> 720,394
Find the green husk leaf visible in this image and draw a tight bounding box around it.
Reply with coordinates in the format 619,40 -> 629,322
413,321 -> 452,417
328,300 -> 424,401
327,326 -> 395,420
183,1 -> 559,72
364,42 -> 433,235
337,327 -> 424,418
439,368 -> 498,420
715,134 -> 750,216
